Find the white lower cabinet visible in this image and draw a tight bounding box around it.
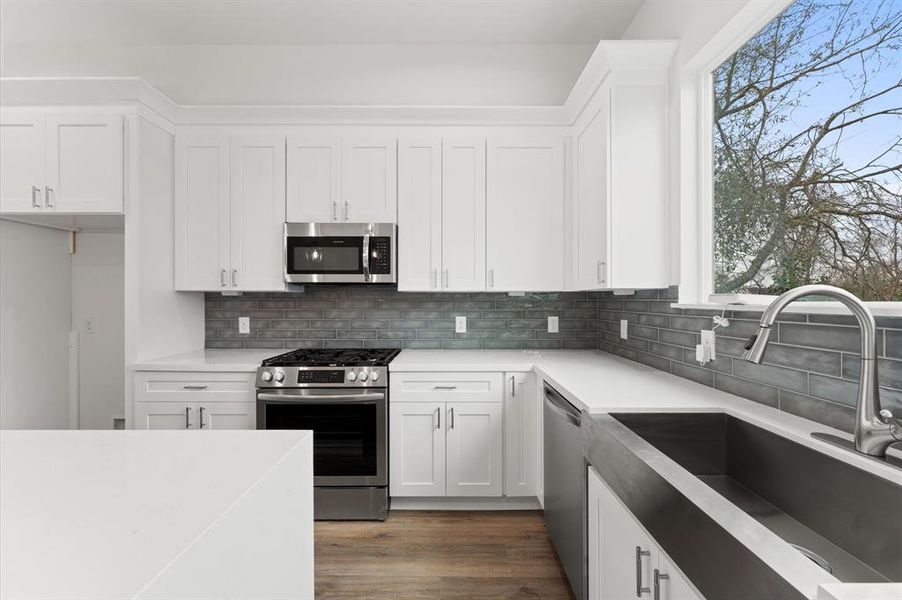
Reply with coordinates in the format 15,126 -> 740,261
588,465 -> 703,600
133,371 -> 257,430
390,372 -> 507,498
503,372 -> 538,497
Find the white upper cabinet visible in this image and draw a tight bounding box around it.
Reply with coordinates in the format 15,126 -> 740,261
397,136 -> 486,292
230,135 -> 286,291
175,132 -> 286,292
398,138 -> 442,291
442,138 -> 486,291
0,113 -> 45,213
0,111 -> 123,214
286,135 -> 341,222
569,42 -> 675,291
175,133 -> 231,291
343,136 -> 397,223
487,136 -> 564,291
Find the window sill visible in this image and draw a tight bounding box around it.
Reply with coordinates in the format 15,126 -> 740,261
671,302 -> 902,317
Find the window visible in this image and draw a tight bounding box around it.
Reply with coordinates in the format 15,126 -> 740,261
711,0 -> 901,302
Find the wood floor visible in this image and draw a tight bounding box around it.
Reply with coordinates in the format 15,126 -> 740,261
315,510 -> 575,600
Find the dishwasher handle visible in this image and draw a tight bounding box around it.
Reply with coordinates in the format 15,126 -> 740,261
544,383 -> 581,427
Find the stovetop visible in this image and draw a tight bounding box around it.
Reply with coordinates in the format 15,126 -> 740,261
261,348 -> 401,368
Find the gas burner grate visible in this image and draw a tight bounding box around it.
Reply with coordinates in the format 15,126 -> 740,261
261,348 -> 401,368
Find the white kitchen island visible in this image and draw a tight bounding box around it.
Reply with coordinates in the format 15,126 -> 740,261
0,430 -> 314,600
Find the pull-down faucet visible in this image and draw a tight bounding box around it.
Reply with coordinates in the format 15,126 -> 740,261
742,284 -> 902,457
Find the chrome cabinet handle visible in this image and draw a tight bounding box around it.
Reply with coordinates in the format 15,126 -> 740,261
510,375 -> 516,398
449,407 -> 455,430
597,260 -> 603,284
185,406 -> 192,429
653,569 -> 669,600
442,269 -> 449,289
183,384 -> 208,390
45,186 -> 54,208
332,201 -> 337,221
431,269 -> 437,289
220,269 -> 226,287
232,268 -> 238,287
433,386 -> 457,391
344,200 -> 349,221
488,269 -> 494,289
31,186 -> 41,208
199,406 -> 207,429
435,406 -> 441,430
636,546 -> 651,596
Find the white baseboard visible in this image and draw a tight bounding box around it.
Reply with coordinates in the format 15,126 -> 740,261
390,496 -> 542,511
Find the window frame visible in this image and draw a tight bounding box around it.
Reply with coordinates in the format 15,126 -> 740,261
676,0 -> 902,316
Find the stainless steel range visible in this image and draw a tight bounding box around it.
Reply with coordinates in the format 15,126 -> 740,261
255,348 -> 400,520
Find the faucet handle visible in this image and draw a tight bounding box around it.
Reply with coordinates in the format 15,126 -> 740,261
878,409 -> 895,424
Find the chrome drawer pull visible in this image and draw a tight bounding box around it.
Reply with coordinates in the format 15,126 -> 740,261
433,386 -> 457,391
183,384 -> 208,390
653,569 -> 669,600
636,546 -> 651,596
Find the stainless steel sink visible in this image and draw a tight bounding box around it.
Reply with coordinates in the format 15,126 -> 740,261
610,413 -> 902,583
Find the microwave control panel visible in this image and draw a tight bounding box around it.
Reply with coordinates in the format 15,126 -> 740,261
369,237 -> 392,274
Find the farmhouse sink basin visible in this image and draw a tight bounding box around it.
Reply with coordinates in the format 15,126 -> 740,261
610,413 -> 902,583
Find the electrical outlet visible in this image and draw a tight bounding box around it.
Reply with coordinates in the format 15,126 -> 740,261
700,329 -> 716,360
455,316 -> 467,333
620,319 -> 628,340
547,316 -> 559,333
84,318 -> 96,334
238,317 -> 250,334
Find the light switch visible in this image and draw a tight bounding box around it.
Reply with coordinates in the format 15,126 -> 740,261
84,318 -> 96,334
238,317 -> 250,334
548,316 -> 559,333
620,320 -> 628,340
456,316 -> 467,333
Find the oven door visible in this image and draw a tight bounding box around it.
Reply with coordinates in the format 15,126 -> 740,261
256,388 -> 387,487
284,222 -> 396,284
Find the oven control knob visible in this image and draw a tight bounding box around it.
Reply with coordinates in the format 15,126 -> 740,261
274,371 -> 285,382
347,371 -> 357,381
372,371 -> 380,382
261,371 -> 273,382
359,372 -> 368,382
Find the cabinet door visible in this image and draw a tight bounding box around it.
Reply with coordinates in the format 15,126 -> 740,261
230,135 -> 286,291
286,135 -> 341,222
397,138 -> 442,291
656,553 -> 704,600
487,137 -> 563,291
589,465 -> 658,600
45,113 -> 123,213
175,133 -> 230,291
442,138 -> 486,291
573,99 -> 609,290
198,402 -> 256,430
0,112 -> 45,213
135,402 -> 194,430
343,136 -> 397,223
390,402 -> 445,497
503,372 -> 537,497
446,401 -> 503,497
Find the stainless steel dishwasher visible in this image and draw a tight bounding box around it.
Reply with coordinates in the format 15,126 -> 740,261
543,382 -> 586,600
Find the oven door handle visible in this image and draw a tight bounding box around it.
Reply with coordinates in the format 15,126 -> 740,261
257,392 -> 385,403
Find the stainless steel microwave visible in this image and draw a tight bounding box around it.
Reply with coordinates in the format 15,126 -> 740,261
283,222 -> 397,284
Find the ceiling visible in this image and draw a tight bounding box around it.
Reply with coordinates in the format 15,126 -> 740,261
0,0 -> 646,106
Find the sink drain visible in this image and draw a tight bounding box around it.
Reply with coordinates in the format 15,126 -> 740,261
790,544 -> 833,574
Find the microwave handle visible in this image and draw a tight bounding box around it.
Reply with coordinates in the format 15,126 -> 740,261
362,234 -> 371,282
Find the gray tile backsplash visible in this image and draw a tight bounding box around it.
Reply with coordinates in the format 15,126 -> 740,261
597,286 -> 902,433
205,285 -> 598,351
204,284 -> 902,434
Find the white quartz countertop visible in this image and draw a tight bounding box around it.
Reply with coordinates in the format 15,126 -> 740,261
0,430 -> 314,600
131,349 -> 276,372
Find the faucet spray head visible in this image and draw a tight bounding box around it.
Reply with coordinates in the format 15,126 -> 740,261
741,326 -> 772,364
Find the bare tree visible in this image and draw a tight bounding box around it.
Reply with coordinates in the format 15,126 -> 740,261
713,0 -> 902,301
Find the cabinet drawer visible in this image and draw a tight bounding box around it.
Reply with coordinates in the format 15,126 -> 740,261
134,371 -> 256,403
390,372 -> 503,403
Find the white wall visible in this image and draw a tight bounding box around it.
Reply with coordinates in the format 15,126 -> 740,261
71,231 -> 124,429
0,220 -> 72,428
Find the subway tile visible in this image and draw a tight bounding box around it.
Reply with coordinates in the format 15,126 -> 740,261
647,342 -> 684,361
778,322 -> 871,353
323,340 -> 363,349
809,374 -> 902,412
283,310 -> 325,319
243,340 -> 286,350
629,325 -> 658,341
205,340 -> 244,349
269,319 -> 310,330
524,340 -> 563,350
779,390 -> 854,433
671,362 -> 715,387
635,351 -> 671,372
680,350 -> 732,374
390,319 -> 430,330
442,339 -> 482,349
637,313 -> 670,328
563,339 -> 599,350
756,343 -> 842,377
403,340 -> 443,349
732,360 -> 808,394
669,315 -> 711,333
258,300 -> 298,310
364,339 -> 403,349
714,373 -> 779,408
658,329 -> 697,348
887,330 -> 902,360
483,340 -> 525,350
